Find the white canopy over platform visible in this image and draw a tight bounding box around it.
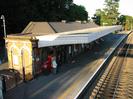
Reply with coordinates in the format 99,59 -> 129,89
36,25 -> 122,48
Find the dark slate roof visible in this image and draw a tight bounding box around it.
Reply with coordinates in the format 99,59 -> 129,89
49,22 -> 99,33
21,21 -> 99,36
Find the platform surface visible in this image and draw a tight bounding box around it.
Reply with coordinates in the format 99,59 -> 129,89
5,33 -> 127,99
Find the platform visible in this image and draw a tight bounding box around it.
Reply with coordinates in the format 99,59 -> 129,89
5,33 -> 127,99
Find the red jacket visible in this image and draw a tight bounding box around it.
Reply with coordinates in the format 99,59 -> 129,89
46,55 -> 52,72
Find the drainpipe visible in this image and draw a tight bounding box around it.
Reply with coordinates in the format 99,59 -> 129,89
32,48 -> 36,78
21,49 -> 26,82
11,50 -> 14,71
31,38 -> 39,78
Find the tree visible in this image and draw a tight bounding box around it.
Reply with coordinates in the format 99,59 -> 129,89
65,4 -> 88,21
118,15 -> 133,30
103,0 -> 119,25
118,15 -> 126,25
93,0 -> 120,26
0,0 -> 88,33
92,9 -> 105,25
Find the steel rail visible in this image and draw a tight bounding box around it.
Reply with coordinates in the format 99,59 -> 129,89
93,42 -> 126,99
112,33 -> 133,99
90,32 -> 133,99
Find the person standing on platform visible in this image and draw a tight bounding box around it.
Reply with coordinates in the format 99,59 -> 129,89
42,54 -> 52,75
52,56 -> 57,74
46,55 -> 52,73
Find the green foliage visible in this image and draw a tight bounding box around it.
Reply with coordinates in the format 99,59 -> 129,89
93,0 -> 119,26
93,9 -> 106,25
0,0 -> 88,33
118,15 -> 133,30
103,0 -> 119,25
65,4 -> 88,21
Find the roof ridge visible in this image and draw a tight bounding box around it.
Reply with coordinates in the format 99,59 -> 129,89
48,22 -> 57,33
22,21 -> 34,33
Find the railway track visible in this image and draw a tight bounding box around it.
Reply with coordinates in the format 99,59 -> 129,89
89,32 -> 133,99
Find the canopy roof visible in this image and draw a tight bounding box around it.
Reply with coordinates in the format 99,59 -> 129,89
36,25 -> 122,48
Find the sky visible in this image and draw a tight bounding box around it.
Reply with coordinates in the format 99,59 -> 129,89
74,0 -> 133,17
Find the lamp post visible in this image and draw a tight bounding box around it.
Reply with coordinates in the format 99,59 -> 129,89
1,15 -> 6,38
1,15 -> 7,62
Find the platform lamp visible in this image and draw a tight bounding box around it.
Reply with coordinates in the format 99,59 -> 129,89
0,15 -> 7,99
1,15 -> 6,38
1,15 -> 7,62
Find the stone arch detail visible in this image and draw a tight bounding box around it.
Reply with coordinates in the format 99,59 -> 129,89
20,44 -> 31,55
9,43 -> 20,55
